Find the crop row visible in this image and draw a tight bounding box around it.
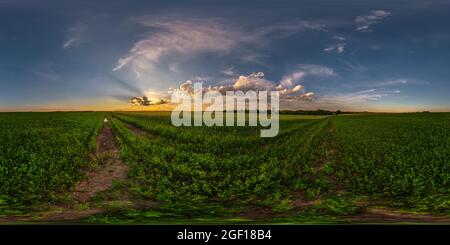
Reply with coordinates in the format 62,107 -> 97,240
110,113 -> 329,205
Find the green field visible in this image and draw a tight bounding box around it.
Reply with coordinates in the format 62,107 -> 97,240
0,112 -> 449,223
0,112 -> 103,210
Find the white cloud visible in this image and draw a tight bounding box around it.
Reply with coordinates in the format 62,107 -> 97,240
233,72 -> 274,91
324,42 -> 345,54
374,79 -> 408,86
113,18 -> 327,76
355,10 -> 391,32
333,36 -> 346,41
373,78 -> 430,87
63,22 -> 88,49
297,64 -> 336,77
281,89 -> 401,111
276,65 -> 335,101
328,89 -> 387,102
279,71 -> 305,87
113,19 -> 237,72
313,89 -> 401,108
221,67 -> 237,77
179,80 -> 195,94
63,38 -> 76,49
174,70 -> 320,102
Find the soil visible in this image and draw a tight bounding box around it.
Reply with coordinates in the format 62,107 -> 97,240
73,123 -> 128,202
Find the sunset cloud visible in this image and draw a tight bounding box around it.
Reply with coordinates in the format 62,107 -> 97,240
113,19 -> 238,73
233,72 -> 274,91
173,68 -> 323,103
113,17 -> 328,78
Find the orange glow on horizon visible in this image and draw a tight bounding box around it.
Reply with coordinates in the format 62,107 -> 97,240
0,97 -> 449,113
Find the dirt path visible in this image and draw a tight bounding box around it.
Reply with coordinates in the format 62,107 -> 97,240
73,123 -> 128,203
347,206 -> 450,223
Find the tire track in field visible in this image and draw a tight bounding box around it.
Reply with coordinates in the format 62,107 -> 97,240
346,206 -> 450,223
312,119 -> 344,192
124,121 -> 148,137
72,121 -> 128,203
289,119 -> 340,210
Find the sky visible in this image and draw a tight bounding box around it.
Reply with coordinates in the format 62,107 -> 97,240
0,0 -> 450,112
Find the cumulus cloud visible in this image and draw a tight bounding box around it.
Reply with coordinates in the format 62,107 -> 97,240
279,71 -> 305,88
276,64 -> 335,101
128,87 -> 171,106
233,72 -> 274,91
277,85 -> 315,101
355,10 -> 391,32
130,96 -> 167,106
176,72 -> 274,95
179,80 -> 195,94
173,65 -> 334,103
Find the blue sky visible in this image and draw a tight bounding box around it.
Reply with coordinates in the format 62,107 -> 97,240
0,0 -> 449,111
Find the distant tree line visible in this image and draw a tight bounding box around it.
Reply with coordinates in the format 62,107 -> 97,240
279,109 -> 348,115
219,109 -> 354,115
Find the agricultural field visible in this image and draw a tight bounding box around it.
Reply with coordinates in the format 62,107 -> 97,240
0,112 -> 449,223
0,112 -> 103,211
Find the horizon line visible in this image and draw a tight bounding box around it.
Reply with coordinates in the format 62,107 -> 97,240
0,109 -> 448,114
